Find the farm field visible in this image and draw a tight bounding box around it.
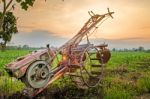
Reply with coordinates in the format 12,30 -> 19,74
0,50 -> 150,99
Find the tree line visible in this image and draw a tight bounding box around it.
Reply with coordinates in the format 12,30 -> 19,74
4,45 -> 150,53
112,46 -> 150,52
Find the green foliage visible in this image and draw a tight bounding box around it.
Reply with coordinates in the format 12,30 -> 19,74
51,54 -> 62,67
107,52 -> 150,71
0,11 -> 18,50
0,0 -> 41,50
0,50 -> 150,98
3,12 -> 17,32
1,12 -> 18,40
16,0 -> 36,10
136,74 -> 150,94
102,76 -> 136,99
0,50 -> 29,96
104,86 -> 132,99
146,49 -> 150,53
0,76 -> 25,96
0,50 -> 30,68
103,52 -> 150,99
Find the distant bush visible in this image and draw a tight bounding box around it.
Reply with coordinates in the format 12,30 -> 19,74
145,50 -> 150,53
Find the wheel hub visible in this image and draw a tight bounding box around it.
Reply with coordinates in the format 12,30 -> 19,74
40,70 -> 47,79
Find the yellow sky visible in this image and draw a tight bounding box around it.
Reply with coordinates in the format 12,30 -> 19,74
13,0 -> 150,41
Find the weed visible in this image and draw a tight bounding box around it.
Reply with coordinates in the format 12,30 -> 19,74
136,74 -> 150,94
0,76 -> 25,96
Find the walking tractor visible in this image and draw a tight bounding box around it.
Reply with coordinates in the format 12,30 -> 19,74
5,8 -> 114,97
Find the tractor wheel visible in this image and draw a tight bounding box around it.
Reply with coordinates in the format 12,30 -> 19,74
24,60 -> 51,88
69,46 -> 105,89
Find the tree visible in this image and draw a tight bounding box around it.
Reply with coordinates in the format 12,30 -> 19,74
22,44 -> 29,49
0,0 -> 39,50
0,0 -> 36,30
138,46 -> 144,51
0,0 -> 64,50
112,48 -> 116,52
0,11 -> 18,50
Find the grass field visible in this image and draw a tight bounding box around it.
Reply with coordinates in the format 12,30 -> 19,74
0,50 -> 150,98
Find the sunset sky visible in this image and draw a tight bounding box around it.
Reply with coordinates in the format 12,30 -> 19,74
7,0 -> 150,49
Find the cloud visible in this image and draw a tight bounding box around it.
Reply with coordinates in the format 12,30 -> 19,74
89,37 -> 150,49
111,37 -> 148,41
10,30 -> 68,47
9,30 -> 150,49
8,0 -> 150,48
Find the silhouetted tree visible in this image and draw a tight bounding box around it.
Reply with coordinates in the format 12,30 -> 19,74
22,44 -> 29,49
138,46 -> 144,51
112,48 -> 116,51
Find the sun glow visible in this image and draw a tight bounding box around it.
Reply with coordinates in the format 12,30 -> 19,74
12,0 -> 150,42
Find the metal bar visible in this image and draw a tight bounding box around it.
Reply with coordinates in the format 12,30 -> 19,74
32,66 -> 68,96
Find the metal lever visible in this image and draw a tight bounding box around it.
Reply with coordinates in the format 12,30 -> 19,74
88,11 -> 95,17
107,8 -> 114,18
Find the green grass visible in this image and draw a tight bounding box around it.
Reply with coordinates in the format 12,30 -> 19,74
0,76 -> 25,96
103,51 -> 150,99
0,50 -> 30,69
0,50 -> 29,96
136,72 -> 150,94
0,50 -> 150,98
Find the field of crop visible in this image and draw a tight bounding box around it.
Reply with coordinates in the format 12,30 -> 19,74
0,50 -> 150,99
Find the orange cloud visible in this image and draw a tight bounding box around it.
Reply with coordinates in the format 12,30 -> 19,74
12,0 -> 150,42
